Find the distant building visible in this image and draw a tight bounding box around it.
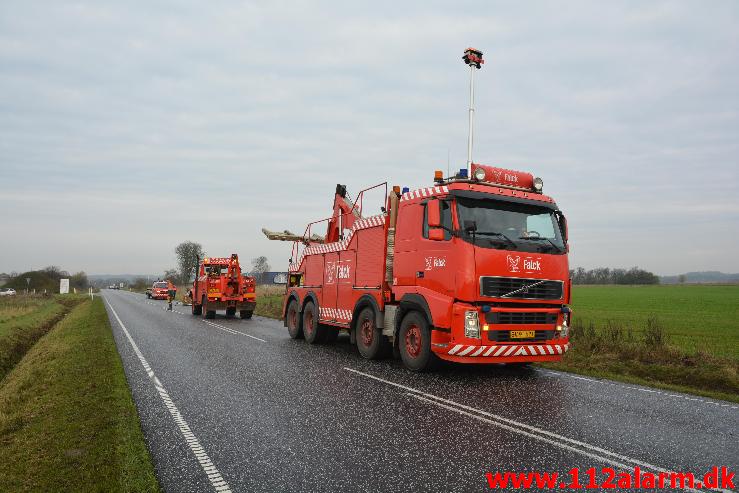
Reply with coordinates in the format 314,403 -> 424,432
249,271 -> 288,285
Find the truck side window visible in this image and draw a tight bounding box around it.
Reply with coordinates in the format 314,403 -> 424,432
422,201 -> 452,240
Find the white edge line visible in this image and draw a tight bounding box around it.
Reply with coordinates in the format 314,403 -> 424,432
343,367 -> 729,493
104,297 -> 232,493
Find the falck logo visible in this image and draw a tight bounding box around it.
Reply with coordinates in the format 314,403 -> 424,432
507,255 -> 542,274
506,255 -> 521,272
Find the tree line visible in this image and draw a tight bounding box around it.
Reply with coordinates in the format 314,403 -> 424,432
155,241 -> 272,286
3,266 -> 89,291
569,267 -> 659,285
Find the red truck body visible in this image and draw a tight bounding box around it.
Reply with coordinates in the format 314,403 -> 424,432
275,163 -> 571,371
189,254 -> 257,319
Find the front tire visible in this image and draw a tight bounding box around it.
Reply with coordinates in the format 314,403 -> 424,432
355,307 -> 389,359
286,299 -> 303,339
398,311 -> 436,371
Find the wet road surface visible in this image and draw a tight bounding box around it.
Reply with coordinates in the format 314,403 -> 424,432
102,289 -> 738,493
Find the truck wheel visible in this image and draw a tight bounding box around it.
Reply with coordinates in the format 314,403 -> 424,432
302,301 -> 324,344
192,302 -> 202,316
240,310 -> 252,319
286,300 -> 303,339
399,311 -> 437,371
355,307 -> 389,359
226,307 -> 236,318
202,296 -> 215,319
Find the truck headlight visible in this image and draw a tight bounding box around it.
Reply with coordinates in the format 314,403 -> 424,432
465,310 -> 480,339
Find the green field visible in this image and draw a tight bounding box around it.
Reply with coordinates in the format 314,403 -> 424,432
571,284 -> 739,359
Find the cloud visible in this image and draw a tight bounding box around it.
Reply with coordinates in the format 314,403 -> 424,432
0,0 -> 738,275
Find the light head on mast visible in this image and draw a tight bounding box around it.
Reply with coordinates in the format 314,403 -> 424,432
462,47 -> 484,68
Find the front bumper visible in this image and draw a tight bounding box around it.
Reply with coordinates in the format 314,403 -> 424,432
438,342 -> 570,363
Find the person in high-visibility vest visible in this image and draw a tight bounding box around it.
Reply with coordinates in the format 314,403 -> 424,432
167,284 -> 177,311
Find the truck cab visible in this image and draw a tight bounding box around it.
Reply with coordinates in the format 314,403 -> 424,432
391,164 -> 570,367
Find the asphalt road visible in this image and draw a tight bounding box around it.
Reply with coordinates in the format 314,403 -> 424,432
102,289 -> 738,493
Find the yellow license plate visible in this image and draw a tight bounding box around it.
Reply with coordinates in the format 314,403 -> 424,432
510,330 -> 535,339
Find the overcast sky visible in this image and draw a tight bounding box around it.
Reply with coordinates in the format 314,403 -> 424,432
1,1 -> 738,276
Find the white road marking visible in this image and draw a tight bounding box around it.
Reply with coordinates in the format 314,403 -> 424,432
344,367 -> 733,493
105,298 -> 232,493
202,320 -> 267,342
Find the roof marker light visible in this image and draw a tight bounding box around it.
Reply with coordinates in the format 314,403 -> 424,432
473,167 -> 486,181
434,170 -> 443,182
533,177 -> 544,192
458,168 -> 468,179
402,187 -> 410,193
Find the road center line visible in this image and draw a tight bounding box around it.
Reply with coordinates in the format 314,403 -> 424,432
105,297 -> 232,493
344,367 -> 731,493
203,320 -> 267,342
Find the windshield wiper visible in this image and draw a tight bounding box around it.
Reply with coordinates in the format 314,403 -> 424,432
474,231 -> 517,248
518,236 -> 563,253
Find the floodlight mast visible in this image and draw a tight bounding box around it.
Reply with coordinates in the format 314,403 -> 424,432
463,47 -> 484,175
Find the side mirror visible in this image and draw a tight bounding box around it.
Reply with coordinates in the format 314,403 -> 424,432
557,213 -> 568,242
427,200 -> 441,227
427,201 -> 444,241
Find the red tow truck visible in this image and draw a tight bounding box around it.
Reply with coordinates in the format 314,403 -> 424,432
263,48 -> 572,371
189,254 -> 257,319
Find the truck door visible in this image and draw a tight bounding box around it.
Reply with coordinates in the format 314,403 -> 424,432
418,199 -> 455,297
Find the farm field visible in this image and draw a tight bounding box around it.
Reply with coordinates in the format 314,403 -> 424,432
570,284 -> 739,360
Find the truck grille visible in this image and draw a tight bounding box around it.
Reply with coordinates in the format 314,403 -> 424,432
487,330 -> 553,343
480,276 -> 563,300
485,312 -> 557,325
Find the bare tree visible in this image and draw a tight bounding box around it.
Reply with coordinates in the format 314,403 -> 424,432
163,268 -> 179,282
250,256 -> 270,284
175,241 -> 204,284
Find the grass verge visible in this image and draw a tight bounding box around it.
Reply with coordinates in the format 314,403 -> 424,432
0,294 -> 83,381
0,298 -> 160,492
540,318 -> 739,403
254,285 -> 284,319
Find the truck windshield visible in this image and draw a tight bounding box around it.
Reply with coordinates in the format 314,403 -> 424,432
154,282 -> 168,288
456,198 -> 565,254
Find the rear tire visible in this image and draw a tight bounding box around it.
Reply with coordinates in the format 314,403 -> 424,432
302,301 -> 324,344
192,302 -> 202,316
240,310 -> 252,319
286,299 -> 303,339
202,297 -> 215,319
398,311 -> 437,371
355,307 -> 389,359
226,307 -> 236,318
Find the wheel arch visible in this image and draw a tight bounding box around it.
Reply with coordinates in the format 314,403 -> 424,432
398,294 -> 433,332
351,294 -> 382,331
